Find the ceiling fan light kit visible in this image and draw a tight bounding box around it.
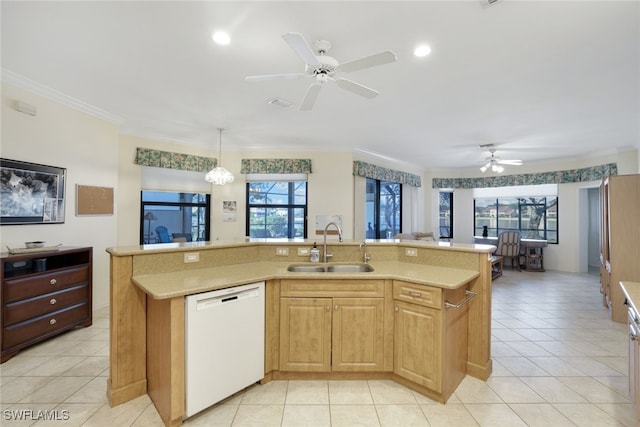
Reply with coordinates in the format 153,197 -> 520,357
246,32 -> 397,111
479,147 -> 523,173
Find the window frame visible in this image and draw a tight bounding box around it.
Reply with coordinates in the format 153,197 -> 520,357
140,191 -> 211,244
245,180 -> 308,239
366,178 -> 402,239
473,196 -> 558,243
439,191 -> 454,239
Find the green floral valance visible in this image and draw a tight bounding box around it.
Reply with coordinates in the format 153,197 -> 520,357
135,148 -> 215,172
432,163 -> 617,189
353,161 -> 422,187
240,159 -> 312,174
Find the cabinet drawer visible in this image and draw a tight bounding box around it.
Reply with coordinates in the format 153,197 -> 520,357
2,303 -> 90,350
280,279 -> 384,297
393,280 -> 441,309
3,284 -> 88,326
3,265 -> 89,303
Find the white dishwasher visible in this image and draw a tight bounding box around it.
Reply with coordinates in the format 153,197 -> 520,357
185,281 -> 265,417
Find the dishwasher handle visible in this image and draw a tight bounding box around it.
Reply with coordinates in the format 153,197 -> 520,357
196,286 -> 261,310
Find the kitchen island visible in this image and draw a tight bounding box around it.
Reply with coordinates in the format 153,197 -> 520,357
107,240 -> 495,426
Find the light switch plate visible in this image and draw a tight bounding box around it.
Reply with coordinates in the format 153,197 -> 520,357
298,248 -> 310,256
184,252 -> 200,263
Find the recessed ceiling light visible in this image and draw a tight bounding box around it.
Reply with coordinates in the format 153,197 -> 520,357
212,31 -> 230,45
414,44 -> 432,57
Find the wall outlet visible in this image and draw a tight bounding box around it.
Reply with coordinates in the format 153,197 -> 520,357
184,252 -> 200,263
297,247 -> 310,256
405,248 -> 418,257
276,247 -> 289,256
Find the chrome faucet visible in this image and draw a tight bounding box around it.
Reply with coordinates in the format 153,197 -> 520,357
323,222 -> 343,263
359,240 -> 371,264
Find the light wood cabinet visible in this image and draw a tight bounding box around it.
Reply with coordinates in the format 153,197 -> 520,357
279,297 -> 332,372
332,297 -> 385,371
394,300 -> 442,391
279,296 -> 385,372
279,279 -> 387,372
600,175 -> 640,323
393,280 -> 470,402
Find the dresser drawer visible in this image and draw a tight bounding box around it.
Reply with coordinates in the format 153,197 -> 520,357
2,303 -> 90,350
3,265 -> 89,303
3,284 -> 89,326
393,280 -> 441,309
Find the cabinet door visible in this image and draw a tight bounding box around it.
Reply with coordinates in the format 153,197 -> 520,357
279,297 -> 332,372
394,300 -> 442,392
332,298 -> 384,372
630,319 -> 640,418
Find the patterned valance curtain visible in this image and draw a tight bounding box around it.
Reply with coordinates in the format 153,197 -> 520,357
134,148 -> 215,173
240,159 -> 312,174
352,161 -> 422,187
432,163 -> 617,189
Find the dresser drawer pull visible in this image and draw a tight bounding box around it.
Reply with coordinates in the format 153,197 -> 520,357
409,291 -> 422,298
50,278 -> 57,285
49,318 -> 57,325
50,298 -> 57,305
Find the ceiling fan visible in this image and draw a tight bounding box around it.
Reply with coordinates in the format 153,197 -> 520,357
480,148 -> 523,173
245,32 -> 397,111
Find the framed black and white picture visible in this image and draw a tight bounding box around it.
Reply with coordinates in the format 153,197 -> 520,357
0,158 -> 66,225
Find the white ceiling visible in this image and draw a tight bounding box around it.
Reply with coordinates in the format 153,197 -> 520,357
2,1 -> 639,170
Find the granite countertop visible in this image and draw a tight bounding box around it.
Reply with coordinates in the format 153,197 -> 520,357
621,281 -> 640,316
132,260 -> 480,299
107,239 -> 496,256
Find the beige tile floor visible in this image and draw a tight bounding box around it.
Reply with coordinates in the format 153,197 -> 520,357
1,269 -> 637,426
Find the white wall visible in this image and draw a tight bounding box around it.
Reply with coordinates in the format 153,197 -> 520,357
430,149 -> 639,273
117,137 -> 358,243
117,134 -> 214,245
352,150 -> 428,238
1,83 -> 119,310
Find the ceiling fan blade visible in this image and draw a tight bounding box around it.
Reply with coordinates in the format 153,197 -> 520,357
245,73 -> 306,82
335,78 -> 379,99
338,51 -> 397,73
282,32 -> 320,66
497,159 -> 523,165
300,83 -> 322,111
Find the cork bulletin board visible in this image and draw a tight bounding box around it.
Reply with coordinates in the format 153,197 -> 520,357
76,185 -> 114,215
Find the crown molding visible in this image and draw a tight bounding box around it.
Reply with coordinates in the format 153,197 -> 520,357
1,69 -> 124,125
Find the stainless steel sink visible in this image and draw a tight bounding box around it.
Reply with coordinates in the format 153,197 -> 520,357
286,263 -> 374,273
286,264 -> 327,273
326,263 -> 375,273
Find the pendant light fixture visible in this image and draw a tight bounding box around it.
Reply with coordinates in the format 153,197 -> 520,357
205,128 -> 234,185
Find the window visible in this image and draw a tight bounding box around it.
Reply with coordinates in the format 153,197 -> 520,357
439,191 -> 453,239
246,181 -> 307,238
365,178 -> 402,239
140,191 -> 210,244
474,196 -> 558,243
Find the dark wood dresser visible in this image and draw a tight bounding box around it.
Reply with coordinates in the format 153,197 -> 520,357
1,246 -> 92,363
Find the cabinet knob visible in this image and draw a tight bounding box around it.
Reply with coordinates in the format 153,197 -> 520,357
49,318 -> 57,325
50,298 -> 57,305
50,278 -> 57,285
395,306 -> 399,312
334,305 -> 339,311
326,306 -> 331,311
